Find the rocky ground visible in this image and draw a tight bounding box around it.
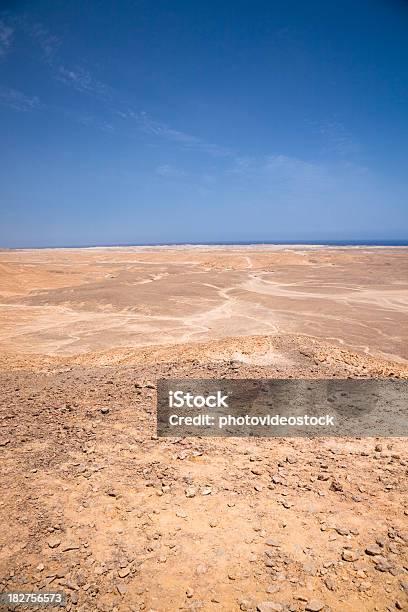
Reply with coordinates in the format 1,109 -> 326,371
0,246 -> 407,611
0,334 -> 407,612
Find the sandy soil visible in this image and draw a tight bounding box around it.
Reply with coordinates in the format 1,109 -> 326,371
0,246 -> 407,612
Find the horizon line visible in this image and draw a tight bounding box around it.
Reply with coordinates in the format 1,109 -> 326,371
1,238 -> 408,250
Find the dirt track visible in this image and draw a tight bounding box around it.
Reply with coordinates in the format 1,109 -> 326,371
0,246 -> 407,612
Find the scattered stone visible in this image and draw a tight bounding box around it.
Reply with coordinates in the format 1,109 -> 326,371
186,587 -> 194,598
330,480 -> 343,492
185,486 -> 196,498
239,598 -> 256,611
265,538 -> 280,548
100,407 -> 109,415
118,567 -> 130,578
324,577 -> 336,591
375,560 -> 393,573
305,600 -> 325,612
342,550 -> 360,562
201,486 -> 212,496
257,603 -> 283,612
365,544 -> 383,556
47,537 -> 61,549
266,585 -> 280,594
116,582 -> 127,595
176,509 -> 188,518
335,526 -> 349,536
62,543 -> 80,552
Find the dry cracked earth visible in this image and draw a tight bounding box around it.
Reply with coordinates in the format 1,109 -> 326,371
0,245 -> 407,612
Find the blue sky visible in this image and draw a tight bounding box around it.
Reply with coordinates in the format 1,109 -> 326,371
0,0 -> 407,246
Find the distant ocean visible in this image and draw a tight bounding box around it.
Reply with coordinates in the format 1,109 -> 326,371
10,239 -> 408,249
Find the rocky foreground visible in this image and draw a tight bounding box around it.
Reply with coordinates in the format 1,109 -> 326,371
0,336 -> 407,612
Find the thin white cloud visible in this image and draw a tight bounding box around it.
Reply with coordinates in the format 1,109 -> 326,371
156,164 -> 186,178
117,109 -> 232,158
27,21 -> 60,61
0,20 -> 13,57
56,65 -> 108,98
0,86 -> 41,111
314,118 -> 361,157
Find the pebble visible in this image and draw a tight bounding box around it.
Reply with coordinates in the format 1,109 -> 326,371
266,585 -> 280,594
365,544 -> 383,556
176,509 -> 188,518
324,577 -> 336,591
201,486 -> 212,496
100,407 -> 109,415
305,600 -> 325,612
342,550 -> 360,562
47,536 -> 61,549
335,526 -> 349,536
257,603 -> 283,612
186,587 -> 194,598
118,567 -> 130,578
185,486 -> 196,498
116,582 -> 127,595
239,598 -> 256,611
265,538 -> 280,548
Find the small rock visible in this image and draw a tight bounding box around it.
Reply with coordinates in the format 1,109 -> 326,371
266,585 -> 280,594
100,407 -> 109,415
257,603 -> 283,612
305,600 -> 325,612
116,582 -> 127,595
324,577 -> 336,591
201,486 -> 212,496
186,587 -> 194,598
342,550 -> 359,562
176,509 -> 188,518
47,537 -> 61,549
118,567 -> 130,578
239,598 -> 256,611
265,538 -> 280,548
185,487 -> 196,498
335,526 -> 349,536
330,480 -> 343,492
365,544 -> 383,556
375,560 -> 393,572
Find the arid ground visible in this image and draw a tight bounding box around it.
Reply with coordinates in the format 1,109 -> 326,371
0,245 -> 407,612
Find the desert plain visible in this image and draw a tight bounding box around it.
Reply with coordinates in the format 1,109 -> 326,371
0,245 -> 407,612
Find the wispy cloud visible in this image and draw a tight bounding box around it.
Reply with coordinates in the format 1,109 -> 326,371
315,118 -> 361,157
0,20 -> 13,57
0,86 -> 41,111
26,20 -> 60,61
156,164 -> 187,178
56,65 -> 109,98
117,109 -> 232,158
